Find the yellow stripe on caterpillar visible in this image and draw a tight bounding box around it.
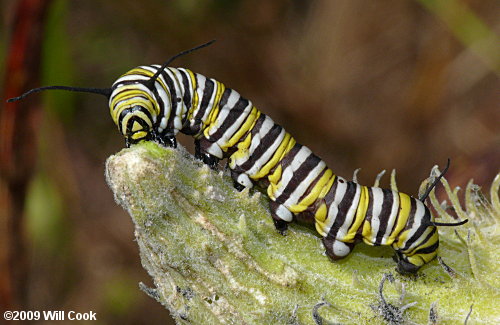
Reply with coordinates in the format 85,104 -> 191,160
344,186 -> 369,242
223,106 -> 260,150
387,193 -> 411,244
203,83 -> 226,137
251,133 -> 292,180
289,169 -> 334,213
187,70 -> 199,120
228,133 -> 252,169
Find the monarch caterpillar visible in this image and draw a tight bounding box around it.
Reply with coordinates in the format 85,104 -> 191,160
8,40 -> 468,274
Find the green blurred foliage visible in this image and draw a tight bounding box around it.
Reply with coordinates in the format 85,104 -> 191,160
42,0 -> 75,123
25,172 -> 69,253
102,273 -> 139,317
418,0 -> 500,72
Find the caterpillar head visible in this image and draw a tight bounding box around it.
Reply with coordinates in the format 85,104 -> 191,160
110,78 -> 159,146
116,104 -> 156,146
6,40 -> 215,147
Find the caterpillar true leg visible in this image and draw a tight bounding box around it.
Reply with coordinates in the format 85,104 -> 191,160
194,139 -> 219,169
150,130 -> 176,148
163,135 -> 177,148
269,201 -> 291,235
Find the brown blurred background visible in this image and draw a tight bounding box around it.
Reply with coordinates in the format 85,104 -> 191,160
1,0 -> 498,324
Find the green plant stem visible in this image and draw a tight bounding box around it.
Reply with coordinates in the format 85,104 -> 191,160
105,141 -> 499,324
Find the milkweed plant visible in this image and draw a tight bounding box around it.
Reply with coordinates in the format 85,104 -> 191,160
105,141 -> 499,324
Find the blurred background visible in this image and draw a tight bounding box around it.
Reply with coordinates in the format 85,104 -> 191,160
1,0 -> 498,324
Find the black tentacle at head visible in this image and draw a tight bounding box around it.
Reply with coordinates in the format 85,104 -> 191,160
6,40 -> 216,103
143,40 -> 216,90
7,85 -> 112,103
